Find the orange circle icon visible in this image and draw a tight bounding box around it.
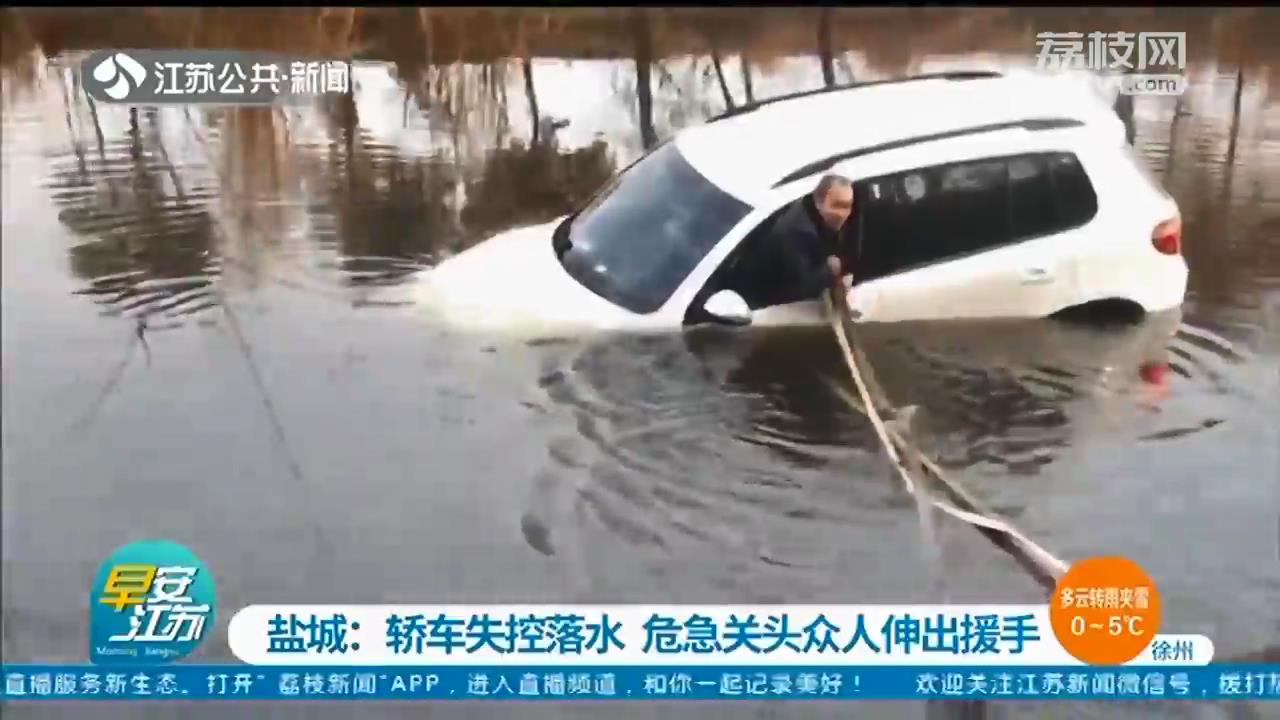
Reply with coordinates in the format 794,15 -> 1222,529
1049,556 -> 1162,665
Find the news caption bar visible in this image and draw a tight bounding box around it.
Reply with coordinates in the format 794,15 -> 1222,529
226,604 -> 1211,666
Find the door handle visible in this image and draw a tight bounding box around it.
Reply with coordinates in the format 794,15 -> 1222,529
1020,267 -> 1054,285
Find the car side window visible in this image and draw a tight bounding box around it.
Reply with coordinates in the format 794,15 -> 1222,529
855,176 -> 908,280
1008,152 -> 1098,242
1046,152 -> 1098,229
855,157 -> 1011,281
683,203 -> 793,323
855,152 -> 1100,282
856,173 -> 936,280
1008,154 -> 1059,240
933,158 -> 1012,258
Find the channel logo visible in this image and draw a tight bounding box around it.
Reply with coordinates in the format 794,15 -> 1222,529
89,539 -> 217,665
90,52 -> 148,101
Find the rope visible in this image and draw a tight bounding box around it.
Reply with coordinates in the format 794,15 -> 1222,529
823,289 -> 1070,596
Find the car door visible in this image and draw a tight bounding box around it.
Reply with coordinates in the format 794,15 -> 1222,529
682,198 -> 830,328
849,155 -> 1076,323
1003,152 -> 1096,317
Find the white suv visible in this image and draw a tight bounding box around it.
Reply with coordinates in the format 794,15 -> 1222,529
423,70 -> 1187,333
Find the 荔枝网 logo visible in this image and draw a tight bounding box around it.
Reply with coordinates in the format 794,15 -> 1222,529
1034,31 -> 1188,96
89,539 -> 216,665
88,51 -> 149,101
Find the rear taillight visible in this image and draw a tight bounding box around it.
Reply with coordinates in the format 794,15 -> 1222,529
1152,215 -> 1182,255
1139,361 -> 1169,385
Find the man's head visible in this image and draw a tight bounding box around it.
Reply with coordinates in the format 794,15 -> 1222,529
812,174 -> 854,232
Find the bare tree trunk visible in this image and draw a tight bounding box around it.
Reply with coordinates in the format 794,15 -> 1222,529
317,7 -> 358,58
1111,63 -> 1138,146
418,8 -> 433,65
1165,93 -> 1186,176
59,69 -> 87,176
85,89 -> 107,161
1225,68 -> 1244,169
740,54 -> 755,104
838,52 -> 856,84
634,9 -> 658,150
495,61 -> 509,148
337,82 -> 358,192
1114,89 -> 1135,146
709,43 -> 735,109
1221,68 -> 1244,204
127,108 -> 146,216
523,56 -> 540,145
185,8 -> 201,47
147,109 -> 186,200
818,8 -> 835,88
497,60 -> 510,145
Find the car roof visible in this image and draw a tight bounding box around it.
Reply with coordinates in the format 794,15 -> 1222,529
674,70 -> 1125,205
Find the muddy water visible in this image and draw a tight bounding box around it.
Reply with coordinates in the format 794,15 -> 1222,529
2,8 -> 1278,719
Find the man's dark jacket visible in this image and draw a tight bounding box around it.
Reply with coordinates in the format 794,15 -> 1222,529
764,195 -> 842,307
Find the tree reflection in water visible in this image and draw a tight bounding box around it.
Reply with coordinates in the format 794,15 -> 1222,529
51,98 -> 221,323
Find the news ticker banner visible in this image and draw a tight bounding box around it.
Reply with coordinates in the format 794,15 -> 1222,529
3,664 -> 1279,701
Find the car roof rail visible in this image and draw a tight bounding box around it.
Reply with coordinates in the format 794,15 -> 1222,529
772,117 -> 1086,187
705,70 -> 1004,124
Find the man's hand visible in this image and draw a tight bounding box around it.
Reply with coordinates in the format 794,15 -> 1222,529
827,255 -> 855,290
826,255 -> 843,279
826,256 -> 847,299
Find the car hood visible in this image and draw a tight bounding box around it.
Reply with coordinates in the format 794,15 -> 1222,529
418,218 -> 631,333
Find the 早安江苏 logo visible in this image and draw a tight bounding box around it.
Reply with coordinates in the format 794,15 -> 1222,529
89,539 -> 216,665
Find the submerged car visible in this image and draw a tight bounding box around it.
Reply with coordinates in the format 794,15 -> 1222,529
421,70 -> 1187,333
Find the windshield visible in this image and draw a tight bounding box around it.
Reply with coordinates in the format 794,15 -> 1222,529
555,142 -> 752,314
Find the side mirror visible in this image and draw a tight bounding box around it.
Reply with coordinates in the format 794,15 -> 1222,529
703,290 -> 752,326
